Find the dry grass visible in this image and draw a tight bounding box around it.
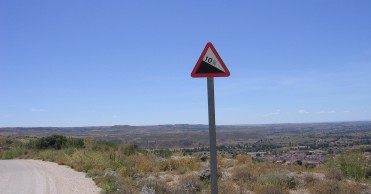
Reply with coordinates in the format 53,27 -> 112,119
253,184 -> 289,194
158,157 -> 200,173
177,174 -> 203,193
2,135 -> 371,194
232,165 -> 257,190
235,154 -> 250,164
303,173 -> 318,186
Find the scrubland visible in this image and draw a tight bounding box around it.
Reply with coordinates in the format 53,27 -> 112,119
1,135 -> 371,194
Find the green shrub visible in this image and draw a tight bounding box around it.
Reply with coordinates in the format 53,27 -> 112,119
257,172 -> 296,190
326,150 -> 370,181
339,152 -> 368,181
119,144 -> 138,156
64,148 -> 75,156
30,135 -> 67,150
85,139 -> 116,152
5,139 -> 13,145
99,177 -> 117,193
154,148 -> 173,158
67,137 -> 85,148
0,149 -> 21,159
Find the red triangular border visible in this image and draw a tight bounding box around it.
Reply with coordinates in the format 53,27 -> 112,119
191,42 -> 230,78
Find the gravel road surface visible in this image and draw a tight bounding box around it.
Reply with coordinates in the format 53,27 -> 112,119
0,159 -> 101,194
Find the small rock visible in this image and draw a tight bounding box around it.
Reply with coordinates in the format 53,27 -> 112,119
140,185 -> 156,194
104,168 -> 117,177
199,153 -> 208,162
198,168 -> 211,180
155,157 -> 166,163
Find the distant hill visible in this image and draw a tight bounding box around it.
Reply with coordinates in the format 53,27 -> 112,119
1,121 -> 370,148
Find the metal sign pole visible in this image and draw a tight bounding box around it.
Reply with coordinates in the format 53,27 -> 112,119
192,42 -> 229,194
207,77 -> 218,194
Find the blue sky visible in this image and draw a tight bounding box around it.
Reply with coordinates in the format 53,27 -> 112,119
1,0 -> 370,127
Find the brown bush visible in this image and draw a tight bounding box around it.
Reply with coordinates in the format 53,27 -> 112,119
308,179 -> 341,194
218,180 -> 239,194
177,175 -> 203,194
158,157 -> 199,173
303,173 -> 317,186
310,180 -> 364,194
139,180 -> 173,194
253,184 -> 289,194
341,182 -> 366,194
127,154 -> 156,173
325,168 -> 343,181
232,166 -> 257,184
235,154 -> 250,164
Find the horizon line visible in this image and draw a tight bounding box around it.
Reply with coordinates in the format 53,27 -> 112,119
1,120 -> 370,128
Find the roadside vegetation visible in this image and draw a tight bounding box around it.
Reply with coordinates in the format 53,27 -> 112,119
1,135 -> 371,194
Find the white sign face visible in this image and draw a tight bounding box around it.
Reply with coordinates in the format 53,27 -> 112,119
203,48 -> 227,73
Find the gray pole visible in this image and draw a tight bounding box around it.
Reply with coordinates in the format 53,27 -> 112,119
207,77 -> 218,194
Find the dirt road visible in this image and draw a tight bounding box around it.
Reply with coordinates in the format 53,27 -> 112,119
0,159 -> 101,194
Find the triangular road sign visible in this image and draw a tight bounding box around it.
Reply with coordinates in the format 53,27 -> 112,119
191,42 -> 230,77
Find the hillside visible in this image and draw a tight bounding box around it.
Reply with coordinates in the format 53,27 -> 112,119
1,135 -> 371,194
